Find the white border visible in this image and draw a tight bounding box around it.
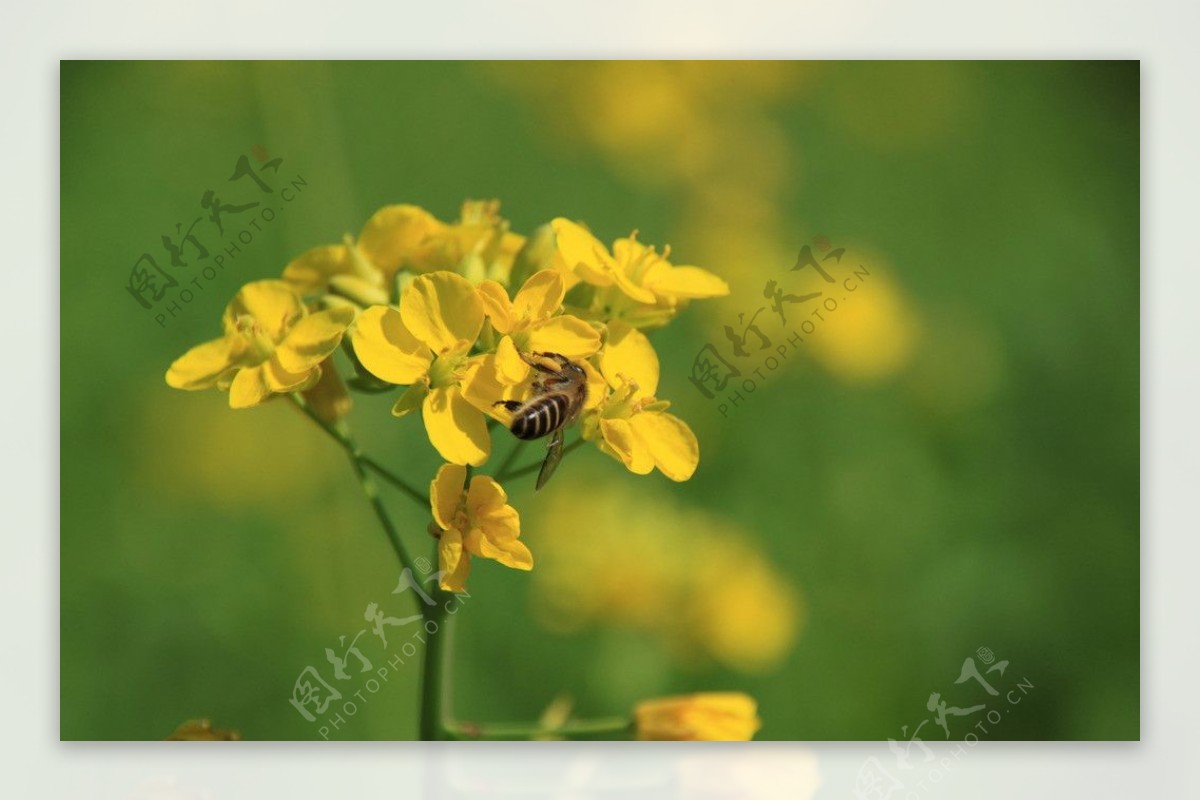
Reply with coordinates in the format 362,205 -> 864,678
9,0 -> 1197,797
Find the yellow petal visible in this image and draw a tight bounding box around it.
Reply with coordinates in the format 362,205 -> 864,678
281,244 -> 352,294
222,280 -> 304,341
431,463 -> 467,530
634,693 -> 761,741
523,315 -> 602,359
647,265 -> 730,299
165,336 -> 238,390
473,526 -> 533,571
599,321 -> 660,398
350,305 -> 431,385
477,504 -> 522,543
494,335 -> 531,385
276,307 -> 356,374
511,270 -> 565,322
599,418 -> 654,474
437,528 -> 471,593
460,354 -> 526,419
606,237 -> 659,304
630,411 -> 699,481
401,271 -> 484,353
228,364 -> 272,409
466,474 -> 509,514
328,274 -> 390,307
476,280 -> 514,334
357,204 -> 444,280
264,356 -> 317,392
551,218 -> 616,287
423,386 -> 491,466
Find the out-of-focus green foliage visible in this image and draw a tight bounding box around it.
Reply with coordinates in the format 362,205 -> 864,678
60,61 -> 1138,740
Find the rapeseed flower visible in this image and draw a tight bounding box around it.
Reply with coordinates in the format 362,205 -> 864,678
551,218 -> 728,329
431,463 -> 531,592
350,271 -> 496,466
581,321 -> 699,481
283,201 -> 524,307
165,280 -> 354,409
634,693 -> 761,741
476,269 -> 601,385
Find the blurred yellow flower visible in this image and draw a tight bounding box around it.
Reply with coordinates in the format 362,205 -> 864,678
552,218 -> 729,329
165,280 -> 354,409
530,479 -> 802,673
687,539 -> 803,674
634,692 -> 761,741
282,200 -> 525,306
581,321 -> 699,482
431,463 -> 531,592
807,262 -> 920,383
350,271 -> 495,466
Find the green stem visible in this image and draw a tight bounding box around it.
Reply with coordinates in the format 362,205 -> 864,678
495,436 -> 586,483
289,395 -> 419,575
493,437 -> 528,479
360,455 -> 430,508
443,716 -> 632,741
419,583 -> 452,740
289,395 -> 429,507
290,393 -> 452,742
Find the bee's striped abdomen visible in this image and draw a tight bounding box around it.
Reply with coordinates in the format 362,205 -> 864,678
511,393 -> 570,440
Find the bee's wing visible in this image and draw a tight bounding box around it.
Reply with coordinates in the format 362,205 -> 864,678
535,428 -> 566,491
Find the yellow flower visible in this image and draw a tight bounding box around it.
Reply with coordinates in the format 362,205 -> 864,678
552,217 -> 728,328
282,201 -> 524,306
165,280 -> 355,409
476,269 -> 601,385
807,263 -> 920,383
434,199 -> 527,284
529,479 -> 802,672
687,538 -> 804,674
581,321 -> 699,481
431,463 -> 532,592
350,271 -> 497,466
634,693 -> 761,741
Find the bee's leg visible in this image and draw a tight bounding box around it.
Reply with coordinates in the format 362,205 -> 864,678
536,352 -> 572,370
492,400 -> 523,412
522,351 -> 569,374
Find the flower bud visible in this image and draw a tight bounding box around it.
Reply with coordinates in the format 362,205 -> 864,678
633,692 -> 761,741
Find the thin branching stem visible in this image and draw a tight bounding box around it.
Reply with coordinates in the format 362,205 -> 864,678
495,437 -> 586,483
443,716 -> 632,741
289,394 -> 421,575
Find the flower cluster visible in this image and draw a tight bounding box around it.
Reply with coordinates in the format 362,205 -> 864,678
165,200 -> 728,591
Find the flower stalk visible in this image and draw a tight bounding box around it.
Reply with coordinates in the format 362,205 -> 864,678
443,716 -> 632,741
288,394 -> 422,576
419,573 -> 453,740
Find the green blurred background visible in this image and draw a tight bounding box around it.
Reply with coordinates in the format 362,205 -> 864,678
60,61 -> 1139,740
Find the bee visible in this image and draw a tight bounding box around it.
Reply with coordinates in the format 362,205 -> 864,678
493,352 -> 588,490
